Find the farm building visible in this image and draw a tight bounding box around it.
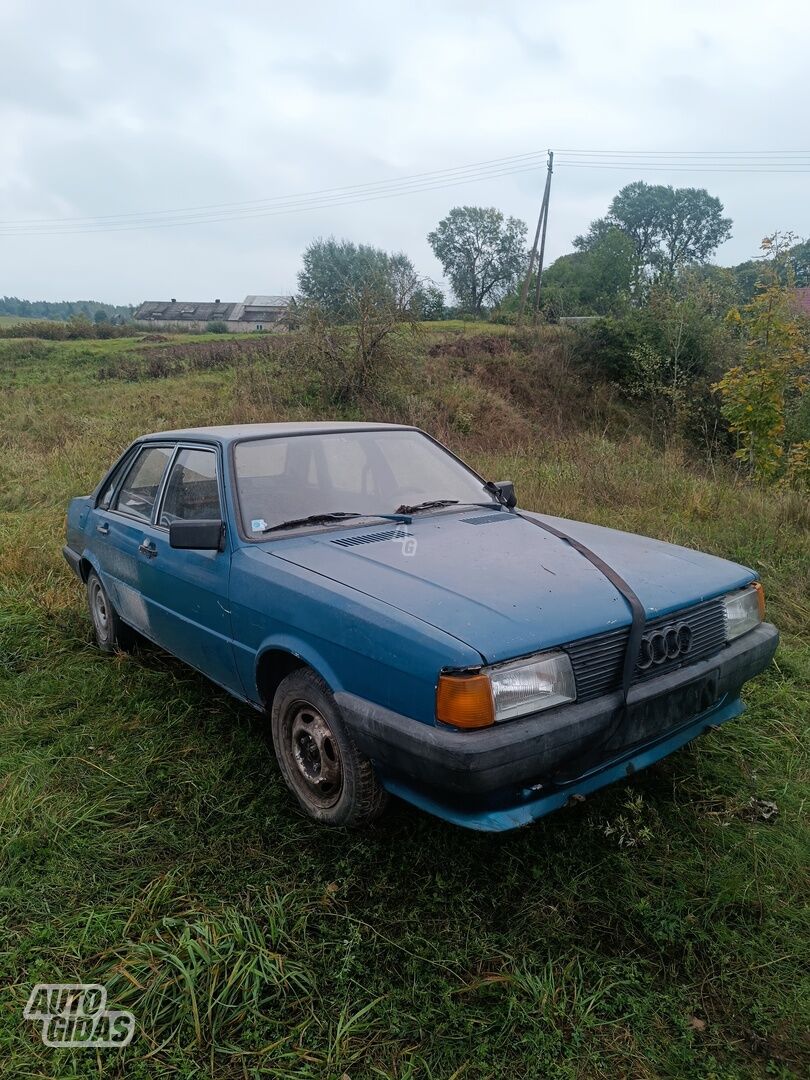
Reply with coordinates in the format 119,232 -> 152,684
133,294 -> 293,332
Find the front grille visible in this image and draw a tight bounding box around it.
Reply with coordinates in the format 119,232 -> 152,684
563,598 -> 727,702
565,627 -> 629,702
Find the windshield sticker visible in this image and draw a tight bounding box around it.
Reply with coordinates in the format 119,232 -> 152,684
251,519 -> 267,532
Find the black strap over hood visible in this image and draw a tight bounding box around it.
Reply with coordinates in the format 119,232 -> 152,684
511,509 -> 647,777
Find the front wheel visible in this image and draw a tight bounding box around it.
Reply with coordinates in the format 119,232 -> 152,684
86,571 -> 137,653
271,668 -> 388,827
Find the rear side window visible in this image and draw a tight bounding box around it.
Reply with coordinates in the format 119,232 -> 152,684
112,445 -> 173,522
159,448 -> 221,525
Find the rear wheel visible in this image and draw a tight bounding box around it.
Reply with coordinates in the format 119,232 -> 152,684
86,571 -> 137,653
271,667 -> 388,827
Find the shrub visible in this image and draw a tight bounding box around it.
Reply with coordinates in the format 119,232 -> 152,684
206,320 -> 229,334
0,319 -> 68,340
0,319 -> 132,340
714,233 -> 810,484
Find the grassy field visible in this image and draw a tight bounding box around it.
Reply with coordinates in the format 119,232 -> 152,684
1,329 -> 808,1078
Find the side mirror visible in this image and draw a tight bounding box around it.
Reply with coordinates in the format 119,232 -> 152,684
169,519 -> 224,550
488,480 -> 517,509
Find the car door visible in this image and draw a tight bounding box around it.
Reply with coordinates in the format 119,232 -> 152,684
137,444 -> 242,695
90,442 -> 176,635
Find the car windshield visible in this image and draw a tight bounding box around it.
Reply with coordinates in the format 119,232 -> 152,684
233,429 -> 496,536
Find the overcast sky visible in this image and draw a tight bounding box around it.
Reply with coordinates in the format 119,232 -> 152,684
1,0 -> 808,304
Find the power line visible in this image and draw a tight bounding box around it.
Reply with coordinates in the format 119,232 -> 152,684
554,149 -> 810,156
1,147 -> 807,238
0,150 -> 548,228
556,162 -> 810,172
0,161 -> 549,237
553,149 -> 810,172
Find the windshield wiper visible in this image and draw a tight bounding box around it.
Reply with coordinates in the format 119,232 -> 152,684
262,511 -> 411,534
264,500 -> 505,533
395,499 -> 459,514
394,499 -> 507,515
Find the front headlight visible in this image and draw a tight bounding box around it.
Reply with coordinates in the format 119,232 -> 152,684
723,583 -> 765,641
436,651 -> 577,729
488,651 -> 576,722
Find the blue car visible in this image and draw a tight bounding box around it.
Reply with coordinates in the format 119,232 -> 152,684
64,423 -> 778,832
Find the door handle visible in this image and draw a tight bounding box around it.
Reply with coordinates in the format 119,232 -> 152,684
138,540 -> 158,558
96,523 -> 110,536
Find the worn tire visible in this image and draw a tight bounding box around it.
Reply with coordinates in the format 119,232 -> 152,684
271,667 -> 388,828
86,571 -> 138,653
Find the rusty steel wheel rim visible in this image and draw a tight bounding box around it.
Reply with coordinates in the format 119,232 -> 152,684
286,702 -> 343,809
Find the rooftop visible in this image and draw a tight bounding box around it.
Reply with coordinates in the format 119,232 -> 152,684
244,295 -> 291,307
133,295 -> 292,322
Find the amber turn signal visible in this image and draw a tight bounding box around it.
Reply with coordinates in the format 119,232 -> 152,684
752,581 -> 766,620
436,673 -> 495,729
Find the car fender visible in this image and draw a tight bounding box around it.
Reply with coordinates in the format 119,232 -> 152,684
253,633 -> 344,698
77,544 -> 104,584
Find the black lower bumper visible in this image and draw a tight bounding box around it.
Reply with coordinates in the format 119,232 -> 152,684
336,623 -> 779,796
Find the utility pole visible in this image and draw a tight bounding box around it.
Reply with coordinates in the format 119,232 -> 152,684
531,150 -> 553,324
517,149 -> 553,325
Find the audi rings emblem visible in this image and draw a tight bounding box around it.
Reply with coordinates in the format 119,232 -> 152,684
637,622 -> 693,670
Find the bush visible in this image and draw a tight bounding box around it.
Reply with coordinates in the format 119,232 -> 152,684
206,320 -> 229,334
576,313 -> 649,383
0,318 -> 132,340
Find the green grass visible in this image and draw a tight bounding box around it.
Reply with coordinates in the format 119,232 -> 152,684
0,332 -> 808,1078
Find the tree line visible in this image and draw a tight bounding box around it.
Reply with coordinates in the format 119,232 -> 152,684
295,181 -> 810,323
293,183 -> 809,488
0,297 -> 133,323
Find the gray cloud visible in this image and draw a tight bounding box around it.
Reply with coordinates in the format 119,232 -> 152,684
0,0 -> 807,303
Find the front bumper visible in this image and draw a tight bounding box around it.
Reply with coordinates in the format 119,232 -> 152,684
337,622 -> 778,830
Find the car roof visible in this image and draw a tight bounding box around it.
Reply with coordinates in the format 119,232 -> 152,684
139,421 -> 415,445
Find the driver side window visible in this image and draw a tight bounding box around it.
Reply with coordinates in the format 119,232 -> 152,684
112,445 -> 173,523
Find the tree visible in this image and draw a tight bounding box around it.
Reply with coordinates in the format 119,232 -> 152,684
542,227 -> 635,316
731,236 -> 810,301
714,233 -> 810,483
428,206 -> 527,317
654,186 -> 733,278
297,238 -> 423,322
790,239 -> 810,287
296,239 -> 427,403
576,182 -> 732,292
413,283 -> 446,320
93,309 -> 109,324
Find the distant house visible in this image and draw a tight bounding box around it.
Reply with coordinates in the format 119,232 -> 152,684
133,294 -> 293,332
